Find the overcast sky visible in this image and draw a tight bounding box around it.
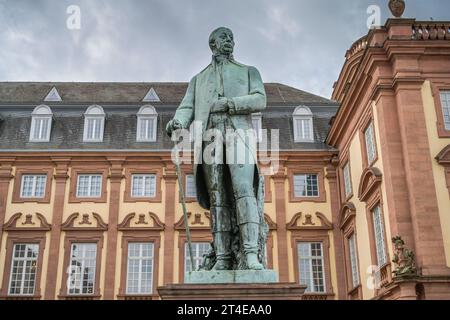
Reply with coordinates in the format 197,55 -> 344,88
1,0 -> 449,99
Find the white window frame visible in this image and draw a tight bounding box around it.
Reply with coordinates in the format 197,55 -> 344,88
364,122 -> 377,164
67,243 -> 97,295
251,112 -> 263,142
8,243 -> 39,296
297,242 -> 326,293
372,205 -> 387,267
29,105 -> 52,142
136,105 -> 158,142
76,174 -> 102,198
293,174 -> 319,198
83,105 -> 105,142
184,242 -> 210,274
440,91 -> 450,130
293,106 -> 314,142
348,234 -> 360,288
126,242 -> 154,295
131,174 -> 156,198
343,162 -> 352,197
20,174 -> 47,198
185,174 -> 196,198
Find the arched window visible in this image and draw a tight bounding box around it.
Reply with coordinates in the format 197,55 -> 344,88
30,105 -> 52,142
136,105 -> 158,142
83,105 -> 105,142
293,106 -> 314,142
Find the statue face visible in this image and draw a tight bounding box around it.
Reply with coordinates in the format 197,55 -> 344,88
212,28 -> 234,55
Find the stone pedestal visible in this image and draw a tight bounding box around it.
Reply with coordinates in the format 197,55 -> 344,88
158,270 -> 306,300
185,270 -> 278,284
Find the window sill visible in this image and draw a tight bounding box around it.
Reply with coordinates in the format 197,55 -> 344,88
301,292 -> 334,300
290,196 -> 326,203
58,294 -> 102,300
0,294 -> 41,300
117,294 -> 159,300
12,198 -> 50,204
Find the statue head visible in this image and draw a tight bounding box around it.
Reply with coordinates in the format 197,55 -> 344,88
209,27 -> 234,56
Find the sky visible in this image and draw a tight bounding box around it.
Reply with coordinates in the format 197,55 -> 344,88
1,0 -> 450,99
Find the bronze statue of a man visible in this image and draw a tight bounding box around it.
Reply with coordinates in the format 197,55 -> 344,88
166,27 -> 267,271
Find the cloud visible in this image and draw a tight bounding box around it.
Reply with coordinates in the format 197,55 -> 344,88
0,0 -> 449,98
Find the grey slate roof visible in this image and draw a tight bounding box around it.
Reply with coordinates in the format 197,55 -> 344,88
0,83 -> 339,151
0,82 -> 337,106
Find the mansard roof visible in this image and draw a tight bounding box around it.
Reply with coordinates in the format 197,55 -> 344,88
0,82 -> 337,106
0,82 -> 339,152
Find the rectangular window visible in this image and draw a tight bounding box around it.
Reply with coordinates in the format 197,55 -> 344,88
440,91 -> 450,130
185,242 -> 210,274
343,162 -> 352,197
251,113 -> 262,142
30,117 -> 50,141
364,122 -> 377,164
20,175 -> 47,198
372,205 -> 387,267
84,118 -> 103,141
185,174 -> 196,198
131,174 -> 156,198
348,234 -> 360,288
295,118 -> 313,141
76,174 -> 102,198
67,243 -> 97,295
293,174 -> 319,197
8,244 -> 39,295
126,243 -> 154,295
137,117 -> 156,142
297,242 -> 326,293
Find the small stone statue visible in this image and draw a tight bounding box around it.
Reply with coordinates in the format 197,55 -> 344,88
392,236 -> 417,277
389,0 -> 406,18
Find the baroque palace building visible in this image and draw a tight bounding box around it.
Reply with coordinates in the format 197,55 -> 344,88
0,18 -> 450,300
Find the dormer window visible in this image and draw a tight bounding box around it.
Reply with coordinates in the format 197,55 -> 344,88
136,105 -> 158,142
83,105 -> 105,142
293,106 -> 314,142
30,105 -> 52,142
251,113 -> 263,142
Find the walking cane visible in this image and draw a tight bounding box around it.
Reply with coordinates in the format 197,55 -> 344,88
173,138 -> 196,272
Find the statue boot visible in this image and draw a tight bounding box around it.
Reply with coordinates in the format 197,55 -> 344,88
240,222 -> 263,270
235,196 -> 263,270
211,231 -> 232,270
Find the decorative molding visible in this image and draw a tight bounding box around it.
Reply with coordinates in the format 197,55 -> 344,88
118,212 -> 164,231
287,212 -> 332,231
264,214 -> 277,230
303,214 -> 315,226
358,167 -> 383,202
339,202 -> 357,229
79,214 -> 92,225
436,144 -> 450,164
3,212 -> 51,231
22,214 -> 35,225
174,212 -> 210,230
61,212 -> 108,231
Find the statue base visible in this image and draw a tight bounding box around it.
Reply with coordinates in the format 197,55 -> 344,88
185,270 -> 278,284
158,270 -> 306,300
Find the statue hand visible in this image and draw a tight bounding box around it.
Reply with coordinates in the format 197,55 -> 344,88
166,119 -> 183,138
210,97 -> 229,113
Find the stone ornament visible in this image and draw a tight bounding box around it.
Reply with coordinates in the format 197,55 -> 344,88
389,0 -> 406,18
392,236 -> 417,277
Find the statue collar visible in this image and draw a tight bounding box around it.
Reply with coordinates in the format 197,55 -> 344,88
211,53 -> 234,66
